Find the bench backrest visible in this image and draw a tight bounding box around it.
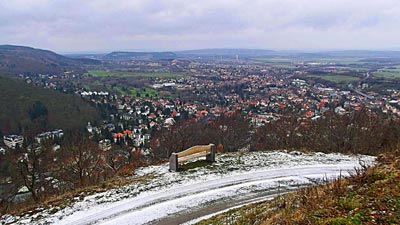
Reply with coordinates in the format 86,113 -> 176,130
176,144 -> 214,158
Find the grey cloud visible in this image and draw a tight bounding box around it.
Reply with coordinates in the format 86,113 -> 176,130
0,0 -> 400,51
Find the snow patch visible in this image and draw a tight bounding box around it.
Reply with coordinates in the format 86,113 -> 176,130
1,151 -> 375,225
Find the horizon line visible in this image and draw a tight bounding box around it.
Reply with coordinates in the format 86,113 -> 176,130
2,43 -> 400,55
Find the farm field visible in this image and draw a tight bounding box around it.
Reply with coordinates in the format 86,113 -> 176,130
322,75 -> 361,83
253,57 -> 368,65
113,86 -> 159,98
308,74 -> 360,83
374,65 -> 400,78
86,70 -> 181,78
340,66 -> 370,71
307,58 -> 366,64
252,58 -> 295,63
271,64 -> 298,69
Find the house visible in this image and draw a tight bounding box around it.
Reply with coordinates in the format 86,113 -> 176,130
113,133 -> 124,143
87,122 -> 100,135
105,123 -> 116,132
117,104 -> 125,110
99,139 -> 112,151
3,135 -> 24,149
123,130 -> 133,138
122,113 -> 134,120
164,117 -> 176,126
335,106 -> 347,115
53,144 -> 61,151
144,134 -> 151,140
86,122 -> 93,133
35,129 -> 64,144
148,113 -> 157,119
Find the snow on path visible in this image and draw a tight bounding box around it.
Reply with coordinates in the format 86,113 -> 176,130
181,194 -> 280,225
98,165 -> 353,225
1,151 -> 375,225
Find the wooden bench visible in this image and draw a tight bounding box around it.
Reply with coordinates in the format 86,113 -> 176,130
169,144 -> 216,171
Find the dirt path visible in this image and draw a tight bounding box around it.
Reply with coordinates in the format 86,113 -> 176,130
149,188 -> 297,225
60,165 -> 359,225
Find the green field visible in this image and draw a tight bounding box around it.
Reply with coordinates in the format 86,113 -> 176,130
86,70 -> 181,78
272,64 -> 298,69
252,57 -> 367,65
343,67 -> 370,71
307,58 -> 366,64
375,66 -> 400,78
322,75 -> 360,83
309,75 -> 360,83
252,58 -> 294,63
113,86 -> 159,98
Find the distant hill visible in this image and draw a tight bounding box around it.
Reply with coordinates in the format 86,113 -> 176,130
172,48 -> 280,60
104,51 -> 177,60
65,53 -> 106,60
175,49 -> 400,60
317,50 -> 400,58
62,48 -> 400,62
84,49 -> 277,61
176,48 -> 276,56
0,76 -> 101,135
0,45 -> 100,76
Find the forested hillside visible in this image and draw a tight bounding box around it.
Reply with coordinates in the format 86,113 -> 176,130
0,76 -> 100,134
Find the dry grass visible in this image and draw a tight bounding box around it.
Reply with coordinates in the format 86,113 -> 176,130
197,150 -> 400,225
1,173 -> 156,217
1,158 -> 168,216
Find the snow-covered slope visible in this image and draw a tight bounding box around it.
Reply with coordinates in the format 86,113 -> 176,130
1,151 -> 375,225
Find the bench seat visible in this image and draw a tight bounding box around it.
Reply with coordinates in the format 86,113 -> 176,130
178,151 -> 210,163
169,144 -> 216,171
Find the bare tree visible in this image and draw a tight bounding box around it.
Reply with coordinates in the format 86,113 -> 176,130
211,112 -> 251,152
104,148 -> 130,176
5,142 -> 54,203
57,134 -> 104,187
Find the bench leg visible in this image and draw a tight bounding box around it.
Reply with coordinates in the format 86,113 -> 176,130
169,153 -> 178,171
206,144 -> 216,162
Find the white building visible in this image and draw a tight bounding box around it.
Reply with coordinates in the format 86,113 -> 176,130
164,117 -> 176,127
99,139 -> 112,151
3,135 -> 24,149
35,129 -> 64,144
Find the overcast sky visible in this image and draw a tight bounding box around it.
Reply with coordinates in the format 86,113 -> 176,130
1,0 -> 400,52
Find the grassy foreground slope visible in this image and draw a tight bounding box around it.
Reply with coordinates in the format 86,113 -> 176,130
0,76 -> 100,133
197,150 -> 400,225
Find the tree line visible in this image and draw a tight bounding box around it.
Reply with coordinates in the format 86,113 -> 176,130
1,109 -> 399,213
0,131 -> 145,213
251,110 -> 400,154
150,109 -> 400,160
149,112 -> 251,158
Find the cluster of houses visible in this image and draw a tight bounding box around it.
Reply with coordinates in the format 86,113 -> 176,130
3,134 -> 24,149
84,99 -> 176,151
2,129 -> 64,153
14,58 -> 400,154
76,61 -> 400,151
35,129 -> 64,144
